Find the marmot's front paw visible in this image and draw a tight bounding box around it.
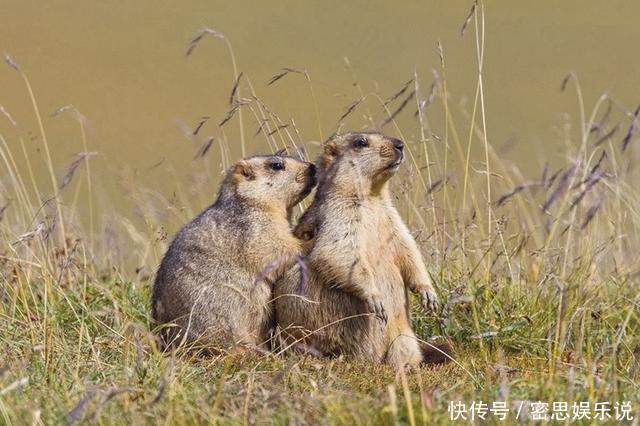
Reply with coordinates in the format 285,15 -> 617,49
420,288 -> 439,314
365,296 -> 387,323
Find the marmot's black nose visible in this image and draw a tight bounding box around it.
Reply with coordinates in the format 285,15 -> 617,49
392,138 -> 404,152
308,163 -> 317,177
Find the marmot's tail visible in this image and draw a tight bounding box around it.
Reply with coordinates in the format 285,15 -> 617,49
420,341 -> 454,365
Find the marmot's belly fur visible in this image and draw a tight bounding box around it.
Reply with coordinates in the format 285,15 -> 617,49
275,250 -> 423,369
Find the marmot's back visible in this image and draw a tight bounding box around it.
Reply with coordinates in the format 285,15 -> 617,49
151,154 -> 317,352
152,207 -> 244,323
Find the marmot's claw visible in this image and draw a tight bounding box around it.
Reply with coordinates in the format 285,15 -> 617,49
420,289 -> 439,314
366,297 -> 387,323
376,301 -> 388,323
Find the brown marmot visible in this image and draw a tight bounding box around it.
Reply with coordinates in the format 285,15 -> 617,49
274,132 -> 448,369
152,154 -> 317,353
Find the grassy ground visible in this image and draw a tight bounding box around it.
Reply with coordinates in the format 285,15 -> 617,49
1,4 -> 640,425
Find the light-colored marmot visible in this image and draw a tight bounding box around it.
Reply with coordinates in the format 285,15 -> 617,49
274,132 -> 448,369
152,154 -> 317,352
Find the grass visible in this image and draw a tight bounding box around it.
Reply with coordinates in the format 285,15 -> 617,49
1,3 -> 639,424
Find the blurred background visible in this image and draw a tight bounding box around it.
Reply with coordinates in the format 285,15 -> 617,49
1,0 -> 639,235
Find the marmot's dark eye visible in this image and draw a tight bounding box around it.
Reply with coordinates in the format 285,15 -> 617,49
270,161 -> 285,171
353,137 -> 369,148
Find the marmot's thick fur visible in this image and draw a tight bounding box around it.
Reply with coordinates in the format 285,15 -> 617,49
152,154 -> 316,352
275,132 -> 449,369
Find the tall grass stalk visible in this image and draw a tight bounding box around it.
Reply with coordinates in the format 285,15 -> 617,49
17,70 -> 68,253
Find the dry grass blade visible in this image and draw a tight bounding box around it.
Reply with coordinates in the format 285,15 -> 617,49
0,377 -> 28,396
59,156 -> 84,190
91,387 -> 136,420
588,150 -> 607,177
103,387 -> 137,402
571,151 -> 606,189
283,67 -> 305,74
57,239 -> 80,284
4,53 -> 20,71
437,40 -> 445,68
590,98 -> 612,133
581,195 -> 604,229
193,137 -> 214,160
495,182 -> 537,206
337,98 -> 363,123
267,124 -> 289,136
267,70 -> 288,86
541,163 -> 577,211
293,343 -> 323,358
271,359 -> 299,385
544,166 -> 564,189
49,104 -> 75,118
13,220 -> 46,245
427,178 -> 446,195
152,357 -> 174,406
380,90 -> 415,128
460,0 -> 477,36
0,202 -> 9,222
50,104 -> 89,125
134,333 -> 145,372
414,80 -> 438,117
384,78 -> 414,106
540,162 -> 549,185
253,119 -> 272,137
622,104 -> 639,151
267,67 -> 304,86
219,106 -> 239,127
151,380 -> 166,406
594,124 -> 618,146
192,116 -> 210,136
67,390 -> 96,425
219,105 -> 239,127
186,28 -> 225,57
229,72 -> 244,105
219,98 -> 250,127
60,152 -> 98,191
0,104 -> 17,126
571,173 -> 602,210
146,158 -> 165,171
629,345 -> 640,377
560,72 -> 576,92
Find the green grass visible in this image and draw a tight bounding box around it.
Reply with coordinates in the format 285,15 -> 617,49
1,3 -> 639,424
1,272 -> 637,424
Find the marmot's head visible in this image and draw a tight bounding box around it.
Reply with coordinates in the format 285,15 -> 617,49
320,132 -> 405,194
224,154 -> 316,214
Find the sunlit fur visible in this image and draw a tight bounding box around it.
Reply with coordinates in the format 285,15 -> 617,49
275,132 -> 444,370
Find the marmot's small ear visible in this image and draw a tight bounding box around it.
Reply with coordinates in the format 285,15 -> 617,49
323,141 -> 339,157
320,141 -> 339,170
233,161 -> 255,180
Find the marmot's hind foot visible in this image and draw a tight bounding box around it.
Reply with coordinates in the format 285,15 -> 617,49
420,341 -> 454,365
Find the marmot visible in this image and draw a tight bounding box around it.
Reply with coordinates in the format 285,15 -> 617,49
152,154 -> 317,353
274,132 -> 448,369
